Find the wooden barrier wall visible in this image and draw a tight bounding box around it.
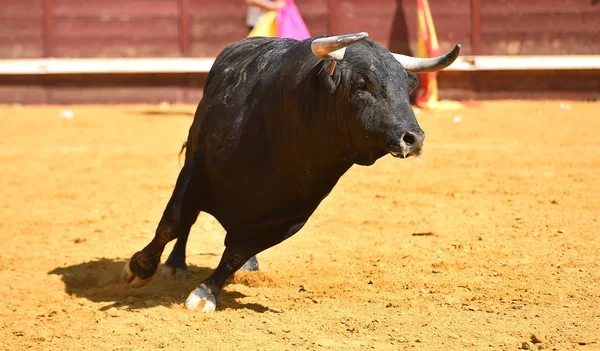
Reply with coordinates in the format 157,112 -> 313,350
2,0 -> 599,59
1,0 -> 599,103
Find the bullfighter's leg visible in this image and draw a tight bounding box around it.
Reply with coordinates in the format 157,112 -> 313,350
121,162 -> 202,289
184,242 -> 264,312
162,233 -> 259,279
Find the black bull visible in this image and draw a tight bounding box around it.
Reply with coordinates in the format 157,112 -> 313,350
121,32 -> 460,312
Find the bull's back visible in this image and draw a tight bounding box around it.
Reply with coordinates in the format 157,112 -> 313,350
191,37 -> 296,160
204,37 -> 299,103
186,38 -> 303,200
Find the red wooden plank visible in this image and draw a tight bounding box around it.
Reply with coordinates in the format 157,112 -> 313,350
42,0 -> 54,57
478,0 -> 600,54
481,32 -> 600,55
190,40 -> 243,57
336,0 -> 396,14
481,13 -> 600,33
296,0 -> 328,14
52,0 -> 179,17
188,1 -> 246,16
48,87 -> 184,104
428,0 -> 471,14
481,0 -> 600,14
295,0 -> 328,35
0,86 -> 46,104
190,17 -> 247,41
427,0 -> 472,50
185,88 -> 204,104
438,69 -> 600,101
329,3 -> 399,46
328,0 -> 337,34
52,18 -> 179,39
188,0 -> 322,21
471,0 -> 481,55
302,15 -> 329,36
387,0 -> 414,55
0,0 -> 43,17
52,39 -> 181,58
330,12 -> 394,36
0,39 -> 44,58
178,0 -> 190,56
0,18 -> 43,39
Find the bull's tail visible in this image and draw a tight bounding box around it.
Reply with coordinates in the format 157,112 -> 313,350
178,142 -> 187,166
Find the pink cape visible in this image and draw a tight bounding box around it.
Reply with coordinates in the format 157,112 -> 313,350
276,0 -> 311,40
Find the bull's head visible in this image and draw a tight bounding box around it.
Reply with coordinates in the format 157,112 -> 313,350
310,32 -> 460,165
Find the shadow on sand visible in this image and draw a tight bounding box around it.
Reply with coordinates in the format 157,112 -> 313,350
48,258 -> 275,313
132,109 -> 195,117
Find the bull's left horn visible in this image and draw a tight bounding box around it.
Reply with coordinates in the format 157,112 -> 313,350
311,32 -> 369,61
392,44 -> 461,73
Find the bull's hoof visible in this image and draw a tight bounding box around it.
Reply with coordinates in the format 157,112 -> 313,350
185,285 -> 217,313
160,264 -> 187,279
240,256 -> 260,272
120,258 -> 154,290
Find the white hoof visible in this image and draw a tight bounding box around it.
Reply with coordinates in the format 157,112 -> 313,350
185,286 -> 217,313
160,265 -> 187,279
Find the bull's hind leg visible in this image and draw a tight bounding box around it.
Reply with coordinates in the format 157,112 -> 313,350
184,242 -> 265,312
240,255 -> 260,272
161,232 -> 190,279
162,233 -> 259,279
121,162 -> 203,289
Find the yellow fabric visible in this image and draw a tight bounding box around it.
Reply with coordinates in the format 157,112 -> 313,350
247,11 -> 278,37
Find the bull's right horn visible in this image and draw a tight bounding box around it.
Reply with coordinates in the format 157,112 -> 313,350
311,32 -> 369,61
392,44 -> 461,73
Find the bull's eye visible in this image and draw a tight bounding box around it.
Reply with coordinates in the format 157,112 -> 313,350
356,79 -> 368,91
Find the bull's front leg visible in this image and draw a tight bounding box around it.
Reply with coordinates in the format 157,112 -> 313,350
121,162 -> 202,289
185,220 -> 304,312
121,224 -> 182,288
184,242 -> 264,313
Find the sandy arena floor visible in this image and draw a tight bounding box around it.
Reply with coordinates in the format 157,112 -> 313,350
0,101 -> 599,350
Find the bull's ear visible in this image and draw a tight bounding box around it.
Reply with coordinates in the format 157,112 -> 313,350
317,60 -> 341,94
407,71 -> 419,93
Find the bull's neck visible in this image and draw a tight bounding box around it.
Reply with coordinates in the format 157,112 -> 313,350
263,101 -> 353,175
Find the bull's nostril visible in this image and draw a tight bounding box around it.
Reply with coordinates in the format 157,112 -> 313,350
402,132 -> 418,147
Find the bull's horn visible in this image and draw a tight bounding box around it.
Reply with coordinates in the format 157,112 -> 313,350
311,32 -> 369,61
392,44 -> 461,73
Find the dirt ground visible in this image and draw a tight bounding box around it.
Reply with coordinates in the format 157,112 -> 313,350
0,101 -> 598,351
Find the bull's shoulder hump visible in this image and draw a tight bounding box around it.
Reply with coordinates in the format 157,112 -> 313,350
214,37 -> 301,68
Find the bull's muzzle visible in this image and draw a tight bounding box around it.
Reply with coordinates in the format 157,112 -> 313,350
391,131 -> 425,159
